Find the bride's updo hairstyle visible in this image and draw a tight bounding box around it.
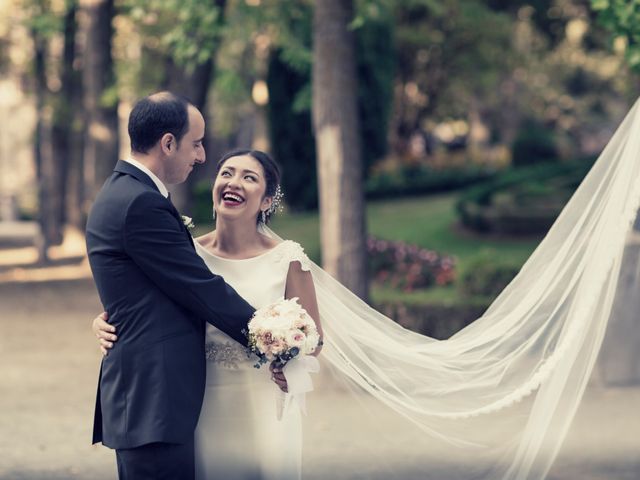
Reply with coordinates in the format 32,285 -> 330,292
214,149 -> 282,224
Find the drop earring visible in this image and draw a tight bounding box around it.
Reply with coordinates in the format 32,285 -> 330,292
261,210 -> 266,223
212,208 -> 216,221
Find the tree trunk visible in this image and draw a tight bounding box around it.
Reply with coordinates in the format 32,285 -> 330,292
51,0 -> 79,231
81,0 -> 119,207
312,0 -> 368,300
32,24 -> 56,261
67,0 -> 87,230
67,86 -> 87,229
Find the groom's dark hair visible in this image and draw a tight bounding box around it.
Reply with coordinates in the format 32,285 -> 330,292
128,91 -> 194,154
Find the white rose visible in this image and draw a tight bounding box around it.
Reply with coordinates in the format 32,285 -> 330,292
303,331 -> 320,355
271,314 -> 295,331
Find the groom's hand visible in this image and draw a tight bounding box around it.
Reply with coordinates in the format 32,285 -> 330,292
92,312 -> 117,356
269,362 -> 288,393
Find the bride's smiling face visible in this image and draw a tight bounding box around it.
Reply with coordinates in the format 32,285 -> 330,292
212,155 -> 273,224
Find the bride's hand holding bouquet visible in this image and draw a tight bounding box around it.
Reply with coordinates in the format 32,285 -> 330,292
245,297 -> 322,419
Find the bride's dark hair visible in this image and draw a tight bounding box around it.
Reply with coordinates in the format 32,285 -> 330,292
215,149 -> 282,223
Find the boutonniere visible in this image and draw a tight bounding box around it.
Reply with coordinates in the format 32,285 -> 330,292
181,215 -> 195,230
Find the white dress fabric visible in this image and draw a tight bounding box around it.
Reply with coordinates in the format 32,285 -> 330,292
187,98 -> 640,480
194,239 -> 310,480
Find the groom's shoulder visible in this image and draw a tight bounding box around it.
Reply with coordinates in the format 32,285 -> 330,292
90,174 -> 166,225
97,173 -> 161,206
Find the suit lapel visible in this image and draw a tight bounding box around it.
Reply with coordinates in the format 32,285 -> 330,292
165,194 -> 195,249
179,216 -> 196,249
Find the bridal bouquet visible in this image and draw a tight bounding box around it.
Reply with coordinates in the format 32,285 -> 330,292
246,297 -> 321,419
246,297 -> 321,369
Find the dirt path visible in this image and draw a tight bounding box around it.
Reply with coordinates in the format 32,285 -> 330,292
0,278 -> 114,479
1,273 -> 638,479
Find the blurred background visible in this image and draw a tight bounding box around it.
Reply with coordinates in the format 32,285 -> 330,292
0,0 -> 639,478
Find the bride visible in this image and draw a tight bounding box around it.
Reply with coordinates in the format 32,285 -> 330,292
94,99 -> 640,479
187,149 -> 321,479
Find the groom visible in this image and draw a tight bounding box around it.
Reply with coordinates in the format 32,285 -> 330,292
86,92 -> 255,480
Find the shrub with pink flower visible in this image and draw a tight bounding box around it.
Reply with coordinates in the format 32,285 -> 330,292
245,297 -> 321,368
367,235 -> 456,292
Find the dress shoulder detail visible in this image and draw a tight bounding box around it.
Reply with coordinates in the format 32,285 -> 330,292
273,240 -> 312,272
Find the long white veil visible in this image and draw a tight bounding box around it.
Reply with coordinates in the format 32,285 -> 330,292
264,99 -> 640,479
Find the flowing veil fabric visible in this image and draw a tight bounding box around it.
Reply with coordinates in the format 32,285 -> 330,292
263,99 -> 640,479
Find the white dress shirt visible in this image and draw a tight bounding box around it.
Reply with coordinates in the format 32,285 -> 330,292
123,157 -> 170,198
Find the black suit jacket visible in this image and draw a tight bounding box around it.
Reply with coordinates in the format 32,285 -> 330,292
86,160 -> 255,449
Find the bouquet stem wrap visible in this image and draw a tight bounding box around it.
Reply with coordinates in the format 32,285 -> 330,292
277,355 -> 320,420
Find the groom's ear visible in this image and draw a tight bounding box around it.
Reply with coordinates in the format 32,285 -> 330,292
160,133 -> 176,155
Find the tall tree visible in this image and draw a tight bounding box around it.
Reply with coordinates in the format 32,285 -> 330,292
30,0 -> 56,262
312,0 -> 368,299
266,1 -> 394,212
26,0 -> 74,261
81,0 -> 119,205
128,0 -> 228,213
51,0 -> 81,229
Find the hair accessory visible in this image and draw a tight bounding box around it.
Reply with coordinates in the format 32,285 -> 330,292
267,185 -> 284,216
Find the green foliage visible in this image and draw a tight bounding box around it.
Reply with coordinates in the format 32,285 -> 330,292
356,11 -> 395,169
99,85 -> 120,109
592,0 -> 640,71
456,158 -> 595,234
487,0 -> 565,44
458,251 -> 520,297
511,119 -> 558,167
264,2 -> 317,211
264,1 -> 314,73
215,69 -> 250,104
22,0 -> 61,38
393,0 -> 513,124
266,50 -> 318,211
127,0 -> 225,71
262,192 -> 539,276
191,179 -> 215,226
365,165 -> 496,200
265,2 -> 395,210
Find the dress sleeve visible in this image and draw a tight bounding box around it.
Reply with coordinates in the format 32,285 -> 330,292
275,241 -> 312,272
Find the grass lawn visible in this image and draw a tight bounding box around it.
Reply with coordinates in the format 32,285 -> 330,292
198,193 -> 543,306
270,193 -> 540,270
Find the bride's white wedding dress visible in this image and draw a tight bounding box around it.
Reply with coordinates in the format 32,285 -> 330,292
194,239 -> 310,480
